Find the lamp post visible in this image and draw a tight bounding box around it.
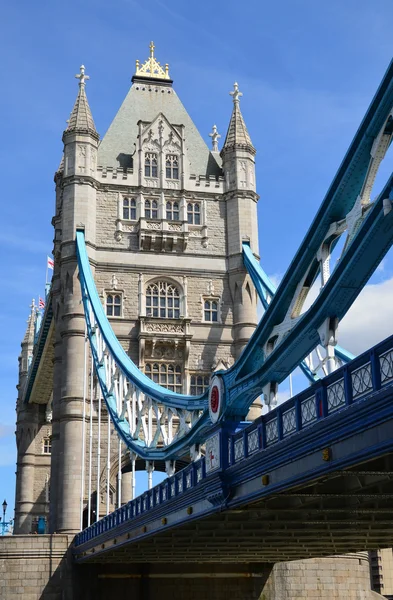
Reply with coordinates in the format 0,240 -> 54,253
0,499 -> 13,536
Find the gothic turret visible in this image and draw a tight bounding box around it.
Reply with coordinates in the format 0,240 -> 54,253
50,65 -> 100,533
14,300 -> 39,534
61,65 -> 99,244
221,83 -> 259,370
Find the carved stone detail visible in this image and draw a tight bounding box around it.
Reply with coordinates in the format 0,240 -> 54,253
145,323 -> 184,334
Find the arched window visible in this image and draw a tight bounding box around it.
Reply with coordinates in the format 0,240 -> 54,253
165,154 -> 179,179
123,198 -> 136,220
42,437 -> 52,455
204,299 -> 218,322
190,374 -> 210,395
145,363 -> 182,392
145,153 -> 158,178
106,294 -> 122,317
146,281 -> 180,318
187,202 -> 201,225
145,199 -> 158,219
166,201 -> 180,221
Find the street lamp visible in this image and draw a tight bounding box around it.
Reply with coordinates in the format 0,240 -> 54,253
0,499 -> 12,536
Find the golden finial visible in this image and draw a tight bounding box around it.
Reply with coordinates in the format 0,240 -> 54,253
134,42 -> 170,80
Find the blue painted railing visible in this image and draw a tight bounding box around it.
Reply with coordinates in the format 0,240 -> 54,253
74,332 -> 393,548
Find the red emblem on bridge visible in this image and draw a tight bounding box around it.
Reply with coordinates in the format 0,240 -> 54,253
209,376 -> 223,424
210,386 -> 219,413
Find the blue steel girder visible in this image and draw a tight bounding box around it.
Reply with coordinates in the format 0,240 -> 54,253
224,173 -> 393,416
242,243 -> 354,383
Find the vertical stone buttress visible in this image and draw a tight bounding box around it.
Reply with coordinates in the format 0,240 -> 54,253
221,83 -> 260,419
14,302 -> 39,533
51,67 -> 99,533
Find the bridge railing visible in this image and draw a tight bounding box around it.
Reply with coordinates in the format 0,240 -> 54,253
229,334 -> 392,463
74,333 -> 393,548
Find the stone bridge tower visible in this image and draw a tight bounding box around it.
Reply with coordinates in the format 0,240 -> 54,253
14,43 -> 259,535
11,42 -> 384,600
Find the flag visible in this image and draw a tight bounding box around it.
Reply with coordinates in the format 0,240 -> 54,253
47,256 -> 54,270
39,297 -> 45,310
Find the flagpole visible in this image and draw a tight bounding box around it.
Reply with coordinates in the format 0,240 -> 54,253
45,259 -> 48,286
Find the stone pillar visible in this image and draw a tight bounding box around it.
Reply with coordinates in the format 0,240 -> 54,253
121,471 -> 133,503
14,403 -> 39,533
48,315 -> 62,532
56,262 -> 86,533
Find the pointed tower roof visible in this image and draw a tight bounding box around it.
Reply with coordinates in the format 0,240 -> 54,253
64,65 -> 98,138
222,83 -> 255,155
23,300 -> 37,345
98,43 -> 221,177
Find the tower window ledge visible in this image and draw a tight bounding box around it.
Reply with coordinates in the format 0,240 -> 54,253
139,316 -> 192,338
139,222 -> 188,252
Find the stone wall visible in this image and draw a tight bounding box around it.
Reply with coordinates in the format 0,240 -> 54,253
0,535 -> 73,600
0,539 -> 384,600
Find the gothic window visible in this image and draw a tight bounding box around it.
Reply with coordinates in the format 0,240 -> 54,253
106,294 -> 122,317
145,363 -> 182,393
166,201 -> 180,221
165,154 -> 179,180
145,199 -> 158,219
204,299 -> 218,322
190,374 -> 210,395
146,282 -> 180,318
42,437 -> 52,455
187,202 -> 201,225
123,198 -> 136,220
145,153 -> 158,178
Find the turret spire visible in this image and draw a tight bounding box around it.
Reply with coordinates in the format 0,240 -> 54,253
23,299 -> 37,345
65,65 -> 98,138
222,82 -> 255,155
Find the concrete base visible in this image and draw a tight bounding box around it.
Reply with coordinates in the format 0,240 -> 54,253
0,537 -> 385,600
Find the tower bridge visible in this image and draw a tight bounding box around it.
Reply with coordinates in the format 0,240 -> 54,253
7,44 -> 393,599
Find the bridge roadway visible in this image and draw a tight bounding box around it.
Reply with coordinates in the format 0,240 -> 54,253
73,334 -> 393,564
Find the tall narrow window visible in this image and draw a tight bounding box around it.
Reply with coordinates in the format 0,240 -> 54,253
145,363 -> 182,392
106,294 -> 122,317
42,437 -> 52,455
166,201 -> 180,221
146,282 -> 180,318
145,153 -> 158,178
204,299 -> 218,322
123,198 -> 136,220
145,199 -> 158,219
187,202 -> 201,225
165,155 -> 179,179
190,374 -> 210,395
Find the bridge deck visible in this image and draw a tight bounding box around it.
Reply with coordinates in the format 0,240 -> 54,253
73,335 -> 393,564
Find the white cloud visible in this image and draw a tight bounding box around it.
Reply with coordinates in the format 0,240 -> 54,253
339,276 -> 393,355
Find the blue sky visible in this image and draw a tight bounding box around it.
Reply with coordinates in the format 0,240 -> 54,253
1,0 -> 393,518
